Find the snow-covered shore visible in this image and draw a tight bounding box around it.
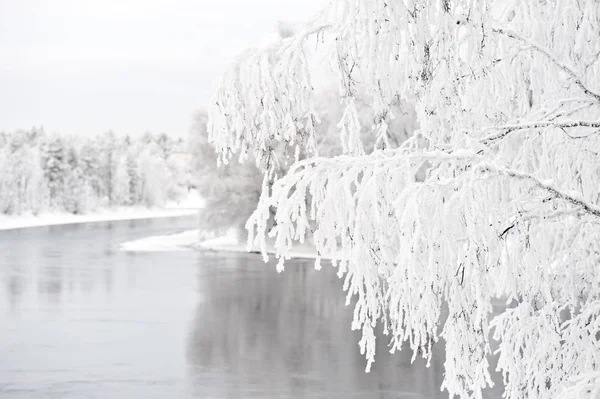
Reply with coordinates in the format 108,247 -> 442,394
120,228 -> 201,251
0,208 -> 199,231
120,228 -> 326,260
0,191 -> 203,231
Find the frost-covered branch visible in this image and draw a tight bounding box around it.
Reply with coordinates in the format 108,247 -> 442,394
477,163 -> 600,218
480,120 -> 600,144
244,147 -> 599,397
208,22 -> 334,173
208,1 -> 600,397
493,27 -> 600,104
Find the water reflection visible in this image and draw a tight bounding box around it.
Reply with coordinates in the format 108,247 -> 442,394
0,219 -> 504,398
186,255 -> 502,398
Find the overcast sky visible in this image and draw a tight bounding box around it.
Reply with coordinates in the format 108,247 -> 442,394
0,0 -> 323,137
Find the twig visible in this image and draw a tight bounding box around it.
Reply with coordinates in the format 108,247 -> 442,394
499,223 -> 515,239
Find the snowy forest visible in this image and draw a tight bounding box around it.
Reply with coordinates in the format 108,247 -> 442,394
0,129 -> 190,215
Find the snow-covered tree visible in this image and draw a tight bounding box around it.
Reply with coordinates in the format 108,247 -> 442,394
137,140 -> 171,207
165,138 -> 191,202
208,1 -> 600,398
41,135 -> 69,210
98,131 -> 119,206
113,154 -> 132,206
190,109 -> 264,238
63,146 -> 88,214
79,141 -> 103,207
314,89 -> 417,157
126,150 -> 141,205
193,90 -> 416,239
0,129 -> 47,214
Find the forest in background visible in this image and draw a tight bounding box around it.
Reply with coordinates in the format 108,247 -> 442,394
0,128 -> 190,215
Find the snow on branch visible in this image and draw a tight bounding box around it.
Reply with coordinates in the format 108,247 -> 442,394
480,120 -> 600,144
478,163 -> 600,218
244,146 -> 600,397
208,1 -> 600,397
492,27 -> 600,104
208,23 -> 333,173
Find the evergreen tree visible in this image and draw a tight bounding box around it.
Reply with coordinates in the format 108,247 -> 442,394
42,136 -> 68,210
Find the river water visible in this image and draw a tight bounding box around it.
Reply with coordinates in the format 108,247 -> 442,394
0,217 -> 504,398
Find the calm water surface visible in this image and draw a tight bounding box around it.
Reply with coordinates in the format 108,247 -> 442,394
0,217 -> 504,398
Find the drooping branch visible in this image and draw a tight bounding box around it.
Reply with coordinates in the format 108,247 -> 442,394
208,24 -> 335,171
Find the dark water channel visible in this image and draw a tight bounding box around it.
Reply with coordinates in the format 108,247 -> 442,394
0,217 -> 504,398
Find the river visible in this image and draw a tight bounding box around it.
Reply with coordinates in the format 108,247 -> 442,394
0,217 -> 504,398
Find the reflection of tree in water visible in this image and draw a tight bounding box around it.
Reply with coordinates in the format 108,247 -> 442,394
185,254 -> 477,399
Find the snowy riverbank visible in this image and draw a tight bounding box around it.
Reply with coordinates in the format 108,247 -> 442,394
120,228 -> 326,260
0,208 -> 198,231
120,228 -> 201,251
0,191 -> 203,231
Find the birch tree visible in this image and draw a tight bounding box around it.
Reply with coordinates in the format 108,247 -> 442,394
208,1 -> 600,397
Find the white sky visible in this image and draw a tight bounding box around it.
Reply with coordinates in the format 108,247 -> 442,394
0,0 -> 324,137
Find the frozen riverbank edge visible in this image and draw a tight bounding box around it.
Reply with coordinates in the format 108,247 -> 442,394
0,208 -> 199,231
120,229 -> 511,306
0,191 -> 204,231
120,228 -> 327,260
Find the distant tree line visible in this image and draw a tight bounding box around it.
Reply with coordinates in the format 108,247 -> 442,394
0,128 -> 190,215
